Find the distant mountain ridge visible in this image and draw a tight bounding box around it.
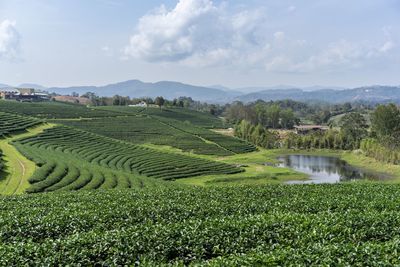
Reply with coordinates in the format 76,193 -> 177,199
236,85 -> 400,104
1,79 -> 399,104
48,80 -> 232,103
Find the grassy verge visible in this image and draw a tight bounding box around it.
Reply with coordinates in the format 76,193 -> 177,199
176,147 -> 400,186
0,124 -> 55,195
176,148 -> 309,186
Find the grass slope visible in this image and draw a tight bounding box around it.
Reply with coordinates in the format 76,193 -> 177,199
0,124 -> 54,195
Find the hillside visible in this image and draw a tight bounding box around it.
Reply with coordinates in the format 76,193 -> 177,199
3,79 -> 400,104
1,100 -> 400,265
237,86 -> 400,103
48,80 -> 234,103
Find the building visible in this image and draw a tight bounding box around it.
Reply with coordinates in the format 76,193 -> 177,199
0,89 -> 19,99
294,125 -> 329,135
18,88 -> 35,95
0,88 -> 49,101
129,101 -> 147,107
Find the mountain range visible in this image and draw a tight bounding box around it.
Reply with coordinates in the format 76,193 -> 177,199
1,80 -> 399,104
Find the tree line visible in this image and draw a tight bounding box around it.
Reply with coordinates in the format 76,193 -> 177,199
233,103 -> 400,165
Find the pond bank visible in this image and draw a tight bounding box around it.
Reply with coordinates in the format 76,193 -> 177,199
176,148 -> 400,186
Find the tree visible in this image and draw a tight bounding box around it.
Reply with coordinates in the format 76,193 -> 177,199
266,104 -> 280,129
154,96 -> 165,110
339,112 -> 368,149
371,104 -> 400,145
280,109 -> 298,129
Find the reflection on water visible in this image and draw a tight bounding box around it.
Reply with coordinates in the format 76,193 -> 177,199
278,154 -> 389,184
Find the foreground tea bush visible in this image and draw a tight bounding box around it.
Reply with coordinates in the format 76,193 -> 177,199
1,184 -> 400,266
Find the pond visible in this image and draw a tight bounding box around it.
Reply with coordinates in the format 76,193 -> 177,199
278,154 -> 389,184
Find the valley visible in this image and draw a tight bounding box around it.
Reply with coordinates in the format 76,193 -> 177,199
1,99 -> 400,266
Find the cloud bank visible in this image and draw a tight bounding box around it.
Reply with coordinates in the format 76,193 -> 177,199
125,0 -> 396,73
0,20 -> 21,60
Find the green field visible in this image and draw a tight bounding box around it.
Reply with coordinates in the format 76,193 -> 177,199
0,111 -> 43,137
95,106 -> 226,128
0,100 -> 118,118
58,116 -> 255,156
2,184 -> 400,266
14,125 -> 242,192
1,101 -> 400,265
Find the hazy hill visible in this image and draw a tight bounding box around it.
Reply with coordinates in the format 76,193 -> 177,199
48,80 -> 233,103
237,86 -> 400,104
2,79 -> 400,104
18,83 -> 48,90
0,83 -> 11,88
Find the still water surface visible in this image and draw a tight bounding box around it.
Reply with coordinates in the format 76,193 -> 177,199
278,154 -> 388,184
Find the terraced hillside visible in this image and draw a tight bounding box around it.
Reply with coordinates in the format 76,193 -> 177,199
96,106 -> 226,128
0,112 -> 43,137
0,100 -> 117,119
60,116 -> 255,156
14,126 -> 242,192
154,116 -> 256,154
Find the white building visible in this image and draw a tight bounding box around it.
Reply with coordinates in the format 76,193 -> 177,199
129,101 -> 147,107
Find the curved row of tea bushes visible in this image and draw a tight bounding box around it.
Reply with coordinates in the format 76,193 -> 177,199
20,151 -> 163,193
0,101 -> 118,119
95,106 -> 226,128
17,126 -> 242,182
59,116 -> 234,156
154,116 -> 257,154
0,111 -> 43,137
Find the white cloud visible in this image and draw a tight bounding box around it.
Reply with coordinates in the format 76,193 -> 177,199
265,39 -> 397,73
124,0 -> 267,65
0,20 -> 21,60
124,0 -> 397,73
101,45 -> 114,56
380,41 -> 395,52
273,31 -> 285,42
287,5 -> 296,12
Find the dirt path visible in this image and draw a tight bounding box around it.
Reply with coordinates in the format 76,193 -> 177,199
0,124 -> 55,195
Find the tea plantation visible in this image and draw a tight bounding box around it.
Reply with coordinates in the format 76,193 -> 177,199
95,106 -> 225,128
13,126 -> 242,193
59,116 -> 255,156
0,111 -> 43,137
1,184 -> 400,266
2,102 -> 399,265
0,100 -> 118,118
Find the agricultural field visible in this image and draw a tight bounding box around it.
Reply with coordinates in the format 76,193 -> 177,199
0,100 -> 118,119
0,111 -> 43,137
59,115 -> 255,156
1,184 -> 400,266
95,106 -> 226,128
153,116 -> 255,154
1,102 -> 399,265
13,126 -> 242,193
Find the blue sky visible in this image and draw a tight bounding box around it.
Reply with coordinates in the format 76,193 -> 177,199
0,0 -> 399,89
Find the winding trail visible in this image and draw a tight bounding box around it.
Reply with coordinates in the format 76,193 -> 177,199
0,124 -> 55,195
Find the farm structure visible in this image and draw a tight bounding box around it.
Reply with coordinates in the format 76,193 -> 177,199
0,88 -> 49,102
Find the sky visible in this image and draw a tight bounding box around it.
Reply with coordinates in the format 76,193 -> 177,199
0,0 -> 399,89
